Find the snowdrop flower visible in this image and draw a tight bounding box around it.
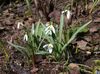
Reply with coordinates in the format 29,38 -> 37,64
31,23 -> 35,35
43,44 -> 53,53
17,22 -> 24,29
62,10 -> 72,19
45,22 -> 55,35
45,22 -> 50,27
67,10 -> 72,19
23,33 -> 28,41
86,51 -> 91,55
95,70 -> 100,74
62,10 -> 68,14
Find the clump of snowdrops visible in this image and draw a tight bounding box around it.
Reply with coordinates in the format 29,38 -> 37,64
8,10 -> 92,62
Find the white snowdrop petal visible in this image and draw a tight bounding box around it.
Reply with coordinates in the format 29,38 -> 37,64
49,44 -> 53,48
45,27 -> 52,35
45,26 -> 49,32
45,30 -> 50,35
17,22 -> 23,29
17,23 -> 20,29
43,44 -> 48,48
61,10 -> 72,19
62,10 -> 68,14
48,48 -> 53,53
43,43 -> 53,53
44,22 -> 55,35
51,25 -> 55,34
67,10 -> 71,19
45,30 -> 52,35
45,22 -> 50,26
86,51 -> 91,55
23,34 -> 28,41
62,11 -> 64,14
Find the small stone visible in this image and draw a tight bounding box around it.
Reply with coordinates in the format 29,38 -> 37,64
77,40 -> 88,50
68,63 -> 80,74
31,67 -> 38,73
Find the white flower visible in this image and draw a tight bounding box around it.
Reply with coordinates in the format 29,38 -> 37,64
67,10 -> 72,19
23,34 -> 28,41
45,23 -> 55,35
43,44 -> 53,53
62,10 -> 68,14
45,22 -> 50,27
31,23 -> 34,35
62,10 -> 72,19
86,51 -> 91,55
17,22 -> 24,29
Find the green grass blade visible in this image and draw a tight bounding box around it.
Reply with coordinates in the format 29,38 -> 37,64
35,51 -> 50,55
35,20 -> 40,36
8,41 -> 30,58
89,0 -> 100,13
25,0 -> 32,16
58,14 -> 64,51
62,20 -> 92,52
0,40 -> 9,61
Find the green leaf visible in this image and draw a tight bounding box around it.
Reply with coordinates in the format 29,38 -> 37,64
62,20 -> 92,52
78,26 -> 89,33
35,20 -> 40,36
25,0 -> 32,16
8,41 -> 30,58
94,60 -> 100,66
35,51 -> 50,55
58,14 -> 64,51
0,39 -> 3,48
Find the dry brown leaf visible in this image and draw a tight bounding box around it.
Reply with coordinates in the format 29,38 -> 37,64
77,40 -> 88,50
89,26 -> 97,33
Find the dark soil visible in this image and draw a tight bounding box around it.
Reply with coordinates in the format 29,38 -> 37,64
0,0 -> 100,74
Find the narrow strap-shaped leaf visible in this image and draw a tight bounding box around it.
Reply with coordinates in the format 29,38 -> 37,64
58,14 -> 64,51
35,51 -> 50,55
8,41 -> 30,58
62,20 -> 92,52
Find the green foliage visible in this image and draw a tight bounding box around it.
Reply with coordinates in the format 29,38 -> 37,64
50,13 -> 91,60
8,21 -> 51,60
92,60 -> 100,74
8,11 -> 91,61
62,21 -> 91,52
78,60 -> 100,74
24,0 -> 33,16
78,64 -> 92,74
94,60 -> 100,66
0,40 -> 9,62
89,0 -> 100,13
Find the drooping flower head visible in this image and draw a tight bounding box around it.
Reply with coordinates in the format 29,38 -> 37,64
62,10 -> 72,20
43,43 -> 53,53
23,33 -> 28,41
17,22 -> 24,29
45,22 -> 55,35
